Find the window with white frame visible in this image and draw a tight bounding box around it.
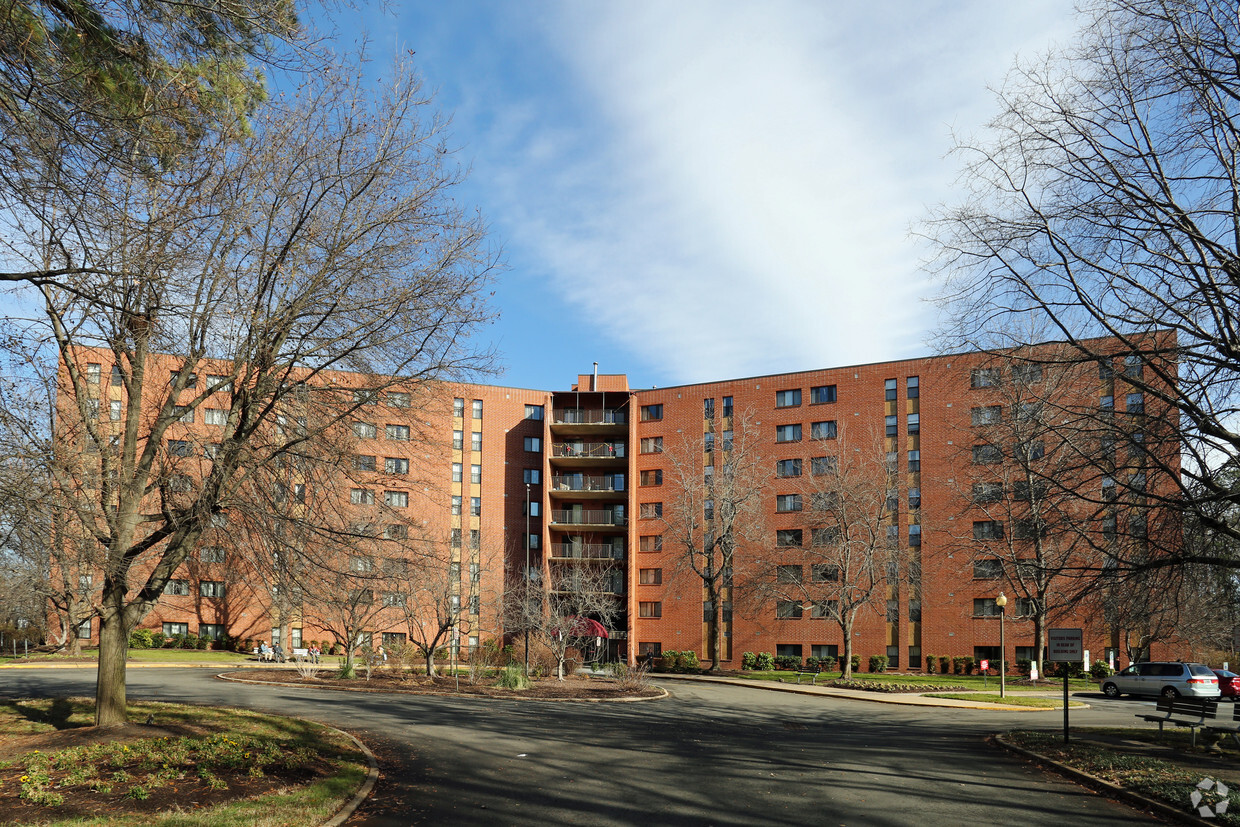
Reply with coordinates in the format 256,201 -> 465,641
384,490 -> 409,508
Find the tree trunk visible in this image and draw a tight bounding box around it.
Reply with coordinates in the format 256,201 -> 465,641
840,618 -> 854,679
705,578 -> 721,671
426,649 -> 436,678
94,601 -> 130,727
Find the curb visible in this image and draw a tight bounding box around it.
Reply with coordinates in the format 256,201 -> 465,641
215,671 -> 670,703
653,673 -> 1070,711
994,733 -> 1212,826
322,726 -> 379,827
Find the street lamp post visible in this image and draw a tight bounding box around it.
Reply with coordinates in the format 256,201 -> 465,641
525,482 -> 531,677
995,592 -> 1007,698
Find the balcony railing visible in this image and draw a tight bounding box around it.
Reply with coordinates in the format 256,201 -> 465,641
551,474 -> 625,492
550,543 -> 626,560
551,509 -> 628,526
551,442 -> 625,459
554,408 -> 627,425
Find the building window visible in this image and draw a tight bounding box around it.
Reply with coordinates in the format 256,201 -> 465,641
776,601 -> 803,619
777,564 -> 803,584
470,464 -> 482,484
164,579 -> 190,596
721,430 -> 733,451
1012,363 -> 1042,384
722,396 -> 733,417
354,455 -> 377,472
776,494 -> 802,512
472,399 -> 483,419
469,529 -> 480,549
1016,440 -> 1045,461
972,444 -> 1002,464
810,456 -> 837,476
810,385 -> 837,404
471,432 -> 483,452
353,421 -> 377,439
907,450 -> 920,472
200,546 -> 226,563
703,398 -> 715,419
703,432 -> 715,453
108,399 -> 122,421
85,362 -> 101,384
200,581 -> 226,598
451,462 -> 462,483
468,496 -> 481,516
907,413 -> 920,434
640,470 -> 663,486
973,598 -> 1003,617
524,437 -> 542,452
974,558 -> 1003,579
524,468 -> 540,484
385,456 -> 409,474
640,502 -> 663,519
885,415 -> 898,437
640,535 -> 663,552
1124,354 -> 1143,378
776,529 -> 803,547
385,391 -> 411,408
641,404 -> 663,421
453,398 -> 465,417
450,429 -> 463,450
385,424 -> 410,441
163,622 -> 189,637
351,488 -> 375,505
524,500 -> 539,517
382,592 -> 407,608
1126,393 -> 1144,414
639,568 -> 662,585
640,437 -> 663,454
775,424 -> 802,443
451,528 -> 462,548
1013,519 -> 1046,540
451,495 -> 462,515
908,524 -> 921,546
811,563 -> 839,582
527,533 -> 540,549
971,406 -> 1001,426
199,623 -> 225,641
972,482 -> 1003,503
971,368 -> 1001,388
353,389 -> 379,406
973,520 -> 1004,540
908,487 -> 921,509
885,378 -> 897,401
907,376 -> 919,398
170,371 -> 198,388
200,408 -> 226,427
525,404 -> 544,420
385,523 -> 408,540
639,602 -> 662,618
703,498 -> 714,520
776,389 -> 802,408
385,490 -> 409,508
812,527 -> 841,547
811,420 -> 837,440
167,440 -> 193,457
776,459 -> 802,478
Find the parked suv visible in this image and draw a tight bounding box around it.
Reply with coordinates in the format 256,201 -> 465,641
1100,662 -> 1220,699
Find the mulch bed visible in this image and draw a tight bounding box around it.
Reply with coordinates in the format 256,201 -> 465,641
226,669 -> 665,700
0,722 -> 338,825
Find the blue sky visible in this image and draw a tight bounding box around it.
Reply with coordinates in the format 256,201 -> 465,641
330,1 -> 1078,392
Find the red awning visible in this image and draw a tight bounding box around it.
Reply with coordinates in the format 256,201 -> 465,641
566,616 -> 609,639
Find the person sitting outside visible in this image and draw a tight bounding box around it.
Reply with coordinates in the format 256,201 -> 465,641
309,644 -> 321,664
258,641 -> 271,662
273,643 -> 285,663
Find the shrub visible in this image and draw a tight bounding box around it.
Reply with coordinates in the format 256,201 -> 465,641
819,655 -> 837,672
183,634 -> 200,650
150,632 -> 166,649
924,655 -> 937,674
868,655 -> 888,673
242,637 -> 253,652
678,650 -> 700,672
741,651 -> 758,670
755,651 -> 775,671
496,665 -> 531,690
1089,661 -> 1114,679
804,656 -> 819,669
850,654 -> 861,672
195,635 -> 209,650
939,656 -> 951,674
962,656 -> 975,675
952,656 -> 964,675
658,651 -> 681,673
128,629 -> 153,649
773,655 -> 800,671
1016,658 -> 1032,676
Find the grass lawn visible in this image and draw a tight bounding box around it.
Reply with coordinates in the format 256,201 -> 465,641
739,669 -> 1096,693
0,698 -> 368,826
924,692 -> 1087,707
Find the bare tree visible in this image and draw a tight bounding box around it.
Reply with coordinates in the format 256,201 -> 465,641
928,0 -> 1240,576
750,437 -> 899,680
660,412 -> 769,671
0,57 -> 496,725
510,562 -> 620,681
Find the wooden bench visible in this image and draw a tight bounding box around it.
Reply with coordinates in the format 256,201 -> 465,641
292,648 -> 309,658
794,664 -> 822,685
1136,696 -> 1219,746
1204,702 -> 1240,748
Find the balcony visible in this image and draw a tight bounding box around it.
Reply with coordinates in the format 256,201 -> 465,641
554,408 -> 626,425
550,509 -> 628,527
551,442 -> 626,461
549,543 -> 626,561
551,473 -> 624,494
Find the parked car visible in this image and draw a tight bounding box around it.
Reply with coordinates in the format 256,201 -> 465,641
1100,661 -> 1220,698
1213,669 -> 1238,698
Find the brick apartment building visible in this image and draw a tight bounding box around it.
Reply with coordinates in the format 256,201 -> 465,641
64,341 -> 1177,670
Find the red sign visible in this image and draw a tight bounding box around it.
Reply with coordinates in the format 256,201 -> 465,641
980,659 -> 989,671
